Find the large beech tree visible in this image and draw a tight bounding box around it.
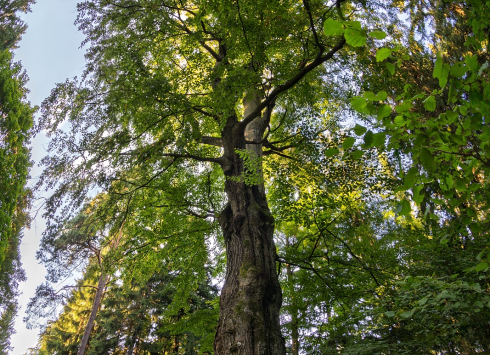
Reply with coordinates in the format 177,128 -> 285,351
38,0 -> 398,353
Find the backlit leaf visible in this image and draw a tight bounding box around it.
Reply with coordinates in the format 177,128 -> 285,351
323,19 -> 344,36
376,47 -> 391,62
369,30 -> 387,39
424,96 -> 436,111
378,104 -> 391,119
345,29 -> 367,47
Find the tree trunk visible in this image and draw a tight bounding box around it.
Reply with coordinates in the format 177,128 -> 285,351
214,96 -> 286,354
77,272 -> 110,355
286,263 -> 299,355
173,335 -> 180,354
78,222 -> 125,355
126,327 -> 139,355
215,184 -> 284,355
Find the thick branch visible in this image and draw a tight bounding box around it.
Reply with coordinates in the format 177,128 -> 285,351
192,106 -> 218,119
240,38 -> 346,129
201,136 -> 223,147
163,152 -> 223,164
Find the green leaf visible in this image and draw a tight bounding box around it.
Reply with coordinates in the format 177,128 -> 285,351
432,55 -> 451,88
325,148 -> 340,157
398,199 -> 411,216
475,261 -> 489,272
406,166 -> 418,180
418,297 -> 428,306
376,47 -> 392,62
414,133 -> 428,146
351,150 -> 364,160
412,185 -> 424,204
424,96 -> 436,111
376,90 -> 388,101
445,175 -> 454,189
465,54 -> 478,71
353,124 -> 367,135
351,97 -> 367,112
395,101 -> 412,113
394,115 -> 406,126
385,311 -> 395,317
377,104 -> 391,119
345,29 -> 367,47
419,148 -> 435,172
454,179 -> 467,192
401,310 -> 414,318
342,137 -> 356,149
363,91 -> 377,101
363,130 -> 374,148
445,110 -> 458,123
404,174 -> 416,189
369,30 -> 387,39
433,55 -> 443,79
323,19 -> 344,36
439,67 -> 449,88
385,62 -> 395,74
484,83 -> 490,99
449,133 -> 466,146
450,62 -> 466,78
343,21 -> 361,29
372,132 -> 386,147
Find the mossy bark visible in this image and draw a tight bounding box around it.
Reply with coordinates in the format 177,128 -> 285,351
214,96 -> 285,354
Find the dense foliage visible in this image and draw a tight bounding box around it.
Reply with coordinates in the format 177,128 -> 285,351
29,262 -> 218,355
16,0 -> 490,354
0,1 -> 35,352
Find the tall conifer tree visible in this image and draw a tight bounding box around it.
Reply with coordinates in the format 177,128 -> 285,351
0,1 -> 35,352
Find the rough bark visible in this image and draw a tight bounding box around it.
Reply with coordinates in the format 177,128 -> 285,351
211,31 -> 346,354
214,95 -> 286,355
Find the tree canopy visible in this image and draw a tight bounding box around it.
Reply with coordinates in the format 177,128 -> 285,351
20,0 -> 490,354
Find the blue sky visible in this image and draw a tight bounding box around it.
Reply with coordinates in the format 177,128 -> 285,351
12,1 -> 85,353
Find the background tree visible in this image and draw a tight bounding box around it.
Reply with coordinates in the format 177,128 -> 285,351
29,262 -> 218,355
0,191 -> 29,354
0,1 -> 35,351
322,1 -> 490,353
0,0 -> 35,51
27,186 -> 221,353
